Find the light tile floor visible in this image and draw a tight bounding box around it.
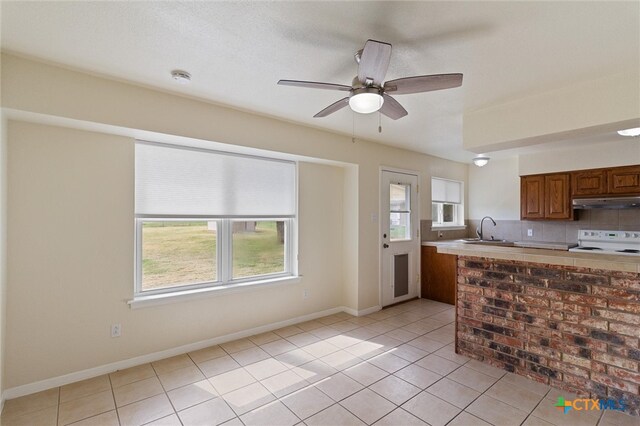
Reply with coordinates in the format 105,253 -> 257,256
1,299 -> 638,426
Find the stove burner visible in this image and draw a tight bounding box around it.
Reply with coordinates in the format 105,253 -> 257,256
616,249 -> 640,254
576,247 -> 603,251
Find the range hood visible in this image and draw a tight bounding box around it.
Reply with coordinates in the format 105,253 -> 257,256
572,196 -> 640,209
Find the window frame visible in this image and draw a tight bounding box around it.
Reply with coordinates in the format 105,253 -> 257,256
134,216 -> 295,297
431,177 -> 465,229
133,141 -> 299,304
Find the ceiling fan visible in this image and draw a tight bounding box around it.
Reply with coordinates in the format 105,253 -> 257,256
278,39 -> 463,120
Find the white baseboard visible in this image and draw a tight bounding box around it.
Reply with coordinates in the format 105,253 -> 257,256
343,305 -> 381,317
3,305 -> 367,401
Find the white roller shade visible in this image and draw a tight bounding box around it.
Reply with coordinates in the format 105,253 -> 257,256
135,142 -> 296,216
432,178 -> 462,204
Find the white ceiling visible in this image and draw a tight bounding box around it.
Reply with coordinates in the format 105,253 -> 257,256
1,1 -> 638,162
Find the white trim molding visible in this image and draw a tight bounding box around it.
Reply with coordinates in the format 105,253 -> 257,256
342,305 -> 381,317
129,276 -> 302,309
3,305 -> 374,400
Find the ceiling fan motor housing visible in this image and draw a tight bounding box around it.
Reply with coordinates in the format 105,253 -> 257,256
350,86 -> 383,97
351,76 -> 378,89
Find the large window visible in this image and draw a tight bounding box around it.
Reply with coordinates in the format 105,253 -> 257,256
431,177 -> 464,228
135,142 -> 296,296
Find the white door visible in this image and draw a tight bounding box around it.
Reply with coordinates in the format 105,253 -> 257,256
381,170 -> 420,307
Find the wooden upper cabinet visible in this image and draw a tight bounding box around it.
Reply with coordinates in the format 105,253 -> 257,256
521,173 -> 572,220
521,175 -> 545,219
607,165 -> 640,195
545,173 -> 572,219
572,170 -> 607,196
521,165 -> 639,221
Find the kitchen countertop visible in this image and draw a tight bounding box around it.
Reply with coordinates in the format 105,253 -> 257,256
421,240 -> 640,273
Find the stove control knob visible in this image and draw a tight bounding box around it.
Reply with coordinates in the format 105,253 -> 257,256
624,233 -> 632,238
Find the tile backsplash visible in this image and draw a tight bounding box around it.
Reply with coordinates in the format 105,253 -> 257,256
420,220 -> 470,241
422,209 -> 640,243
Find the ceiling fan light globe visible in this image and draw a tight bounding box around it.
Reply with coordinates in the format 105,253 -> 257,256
349,93 -> 384,114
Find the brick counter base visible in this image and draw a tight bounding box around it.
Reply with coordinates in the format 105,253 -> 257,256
456,256 -> 640,416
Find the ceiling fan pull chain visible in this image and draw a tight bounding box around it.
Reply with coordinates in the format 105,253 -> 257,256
352,112 -> 356,143
378,109 -> 382,133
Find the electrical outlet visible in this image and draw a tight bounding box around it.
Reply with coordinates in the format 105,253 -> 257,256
527,229 -> 533,237
111,324 -> 121,338
303,289 -> 309,299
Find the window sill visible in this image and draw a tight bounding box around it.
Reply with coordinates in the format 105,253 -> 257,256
128,276 -> 302,309
431,225 -> 467,231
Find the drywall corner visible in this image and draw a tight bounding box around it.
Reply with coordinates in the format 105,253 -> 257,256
342,164 -> 359,311
0,111 -> 7,409
1,42 -> 6,409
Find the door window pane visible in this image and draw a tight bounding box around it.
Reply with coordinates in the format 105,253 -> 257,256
141,221 -> 217,291
390,212 -> 411,241
390,183 -> 411,241
233,221 -> 286,279
390,184 -> 410,211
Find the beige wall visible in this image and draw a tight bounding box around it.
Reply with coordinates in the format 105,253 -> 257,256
464,70 -> 640,152
468,157 -> 521,220
1,54 -> 467,389
518,139 -> 640,176
5,121 -> 346,388
1,53 -> 467,311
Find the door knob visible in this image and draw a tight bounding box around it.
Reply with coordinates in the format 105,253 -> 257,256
383,243 -> 389,248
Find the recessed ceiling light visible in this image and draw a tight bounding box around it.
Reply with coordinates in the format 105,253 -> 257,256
617,127 -> 640,137
171,70 -> 191,84
473,156 -> 490,167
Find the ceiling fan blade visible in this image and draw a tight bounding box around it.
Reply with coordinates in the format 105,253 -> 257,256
380,94 -> 408,120
314,97 -> 350,118
384,73 -> 463,95
278,80 -> 352,91
357,39 -> 392,86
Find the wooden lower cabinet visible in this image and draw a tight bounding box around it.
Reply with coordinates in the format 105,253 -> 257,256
421,245 -> 456,305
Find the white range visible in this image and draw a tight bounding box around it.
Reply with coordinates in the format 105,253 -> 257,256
568,230 -> 640,257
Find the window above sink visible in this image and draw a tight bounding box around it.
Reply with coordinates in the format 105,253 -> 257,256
432,177 -> 466,229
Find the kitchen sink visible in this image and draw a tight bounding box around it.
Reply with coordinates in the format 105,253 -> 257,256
459,238 -> 515,247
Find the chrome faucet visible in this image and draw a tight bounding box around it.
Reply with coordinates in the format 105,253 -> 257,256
476,216 -> 497,240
